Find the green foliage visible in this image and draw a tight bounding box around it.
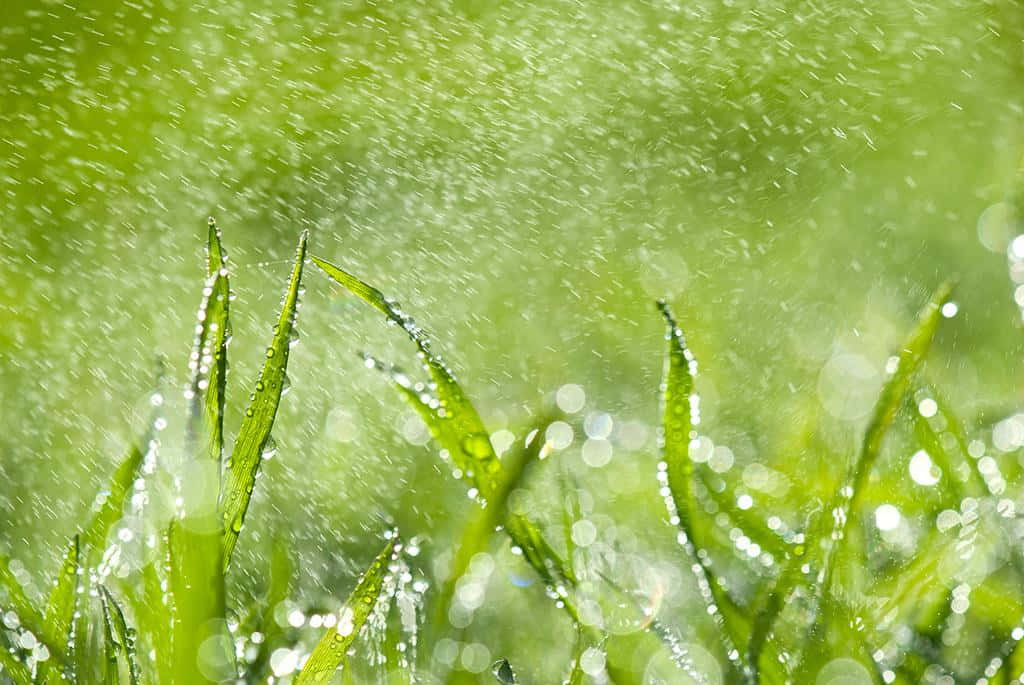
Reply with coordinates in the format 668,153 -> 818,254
0,224 -> 1015,685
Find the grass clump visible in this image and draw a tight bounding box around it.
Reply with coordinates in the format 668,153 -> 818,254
1,220 -> 1019,685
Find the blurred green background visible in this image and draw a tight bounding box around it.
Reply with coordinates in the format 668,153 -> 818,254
1,0 -> 1023,681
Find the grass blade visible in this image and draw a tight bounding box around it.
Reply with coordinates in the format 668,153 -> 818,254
186,217 -> 231,466
294,537 -> 396,685
36,536 -> 80,685
656,299 -> 751,680
311,256 -> 502,498
99,586 -> 140,685
219,231 -> 307,569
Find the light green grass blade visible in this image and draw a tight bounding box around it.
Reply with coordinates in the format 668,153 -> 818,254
36,536 -> 80,685
656,300 -> 751,680
186,218 -> 231,466
311,256 -> 501,497
0,645 -> 33,685
220,231 -> 307,569
99,586 -> 140,685
294,537 -> 396,685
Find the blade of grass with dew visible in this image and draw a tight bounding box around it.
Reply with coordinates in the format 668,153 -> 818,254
220,231 -> 307,569
186,218 -> 230,467
35,536 -> 79,685
913,381 -> 986,496
294,537 -> 396,685
656,299 -> 752,681
0,643 -> 33,685
311,255 -> 502,498
99,586 -> 140,685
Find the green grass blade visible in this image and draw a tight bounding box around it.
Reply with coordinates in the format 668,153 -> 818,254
656,300 -> 751,680
294,537 -> 396,685
99,586 -> 140,685
219,231 -> 307,569
0,645 -> 33,685
186,218 -> 231,466
36,536 -> 80,685
311,256 -> 501,497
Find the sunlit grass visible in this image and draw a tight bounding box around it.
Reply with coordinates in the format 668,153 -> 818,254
0,222 -> 1021,685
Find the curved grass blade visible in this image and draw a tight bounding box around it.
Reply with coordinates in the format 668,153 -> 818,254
99,586 -> 140,685
220,231 -> 307,569
294,537 -> 396,685
656,299 -> 751,681
36,536 -> 80,685
311,256 -> 501,497
186,217 -> 231,466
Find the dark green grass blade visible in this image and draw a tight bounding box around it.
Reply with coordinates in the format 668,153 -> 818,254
186,218 -> 231,466
294,537 -> 396,685
656,300 -> 751,680
220,231 -> 307,569
36,536 -> 80,685
99,586 -> 140,685
0,645 -> 32,685
311,255 -> 501,497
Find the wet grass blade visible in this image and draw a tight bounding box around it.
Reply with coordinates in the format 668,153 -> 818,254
99,586 -> 140,685
219,231 -> 307,569
36,536 -> 80,685
656,300 -> 751,680
311,256 -> 502,497
294,537 -> 396,685
186,217 -> 231,466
